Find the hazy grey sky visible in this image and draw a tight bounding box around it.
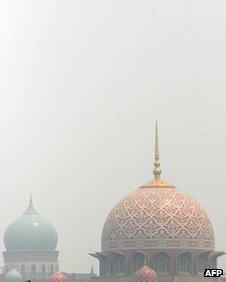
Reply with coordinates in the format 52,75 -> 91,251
0,0 -> 226,274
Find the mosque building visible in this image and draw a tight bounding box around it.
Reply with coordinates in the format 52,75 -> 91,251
1,124 -> 225,282
3,196 -> 59,282
1,198 -> 92,282
90,123 -> 225,282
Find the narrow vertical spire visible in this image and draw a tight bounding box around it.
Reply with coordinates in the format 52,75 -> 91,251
29,191 -> 33,204
153,122 -> 161,179
23,191 -> 37,214
155,121 -> 159,160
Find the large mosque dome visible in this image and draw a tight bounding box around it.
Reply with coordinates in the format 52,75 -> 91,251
102,179 -> 214,251
101,125 -> 214,252
4,197 -> 58,251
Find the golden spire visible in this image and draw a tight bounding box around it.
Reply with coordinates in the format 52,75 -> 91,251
141,122 -> 173,188
153,121 -> 161,179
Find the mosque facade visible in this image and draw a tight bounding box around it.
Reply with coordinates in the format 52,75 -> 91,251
3,196 -> 59,282
1,124 -> 225,282
90,124 -> 225,282
1,198 -> 92,282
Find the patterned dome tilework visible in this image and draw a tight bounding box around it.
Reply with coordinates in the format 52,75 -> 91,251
135,266 -> 157,282
49,272 -> 69,282
102,186 -> 214,251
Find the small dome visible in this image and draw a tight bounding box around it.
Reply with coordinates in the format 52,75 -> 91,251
5,268 -> 23,282
135,266 -> 157,282
49,272 -> 69,282
4,197 -> 58,251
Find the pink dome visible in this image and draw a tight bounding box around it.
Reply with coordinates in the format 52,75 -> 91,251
102,178 -> 214,251
49,272 -> 69,282
135,266 -> 157,282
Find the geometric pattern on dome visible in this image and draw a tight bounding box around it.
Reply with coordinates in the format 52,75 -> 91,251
48,272 -> 69,282
102,186 -> 214,251
135,266 -> 157,282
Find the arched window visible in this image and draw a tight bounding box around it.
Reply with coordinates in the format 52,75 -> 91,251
197,253 -> 208,273
21,265 -> 26,273
41,264 -> 46,273
101,258 -> 110,275
133,253 -> 147,272
31,265 -> 36,273
154,252 -> 170,273
115,256 -> 126,274
50,265 -> 54,273
177,253 -> 191,273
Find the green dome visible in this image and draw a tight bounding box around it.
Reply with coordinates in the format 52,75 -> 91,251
4,198 -> 58,251
5,268 -> 22,282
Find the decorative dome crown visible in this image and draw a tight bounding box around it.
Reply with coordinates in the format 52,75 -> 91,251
49,272 -> 69,282
5,268 -> 22,282
4,195 -> 58,251
135,266 -> 157,282
101,123 -> 214,251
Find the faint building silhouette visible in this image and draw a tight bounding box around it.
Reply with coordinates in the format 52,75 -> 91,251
3,195 -> 59,282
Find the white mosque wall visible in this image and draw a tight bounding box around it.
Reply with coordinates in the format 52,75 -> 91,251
4,261 -> 59,273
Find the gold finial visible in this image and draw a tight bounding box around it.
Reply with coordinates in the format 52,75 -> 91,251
153,121 -> 161,179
